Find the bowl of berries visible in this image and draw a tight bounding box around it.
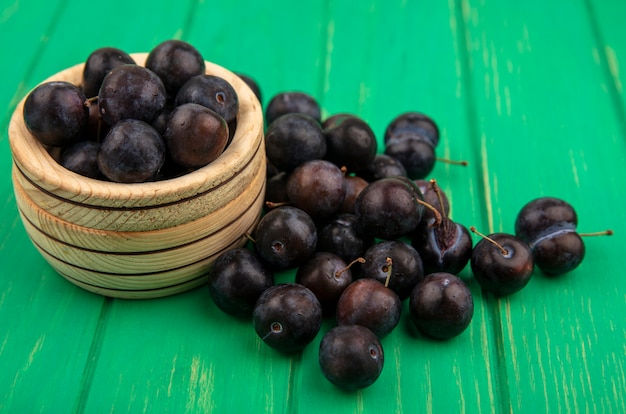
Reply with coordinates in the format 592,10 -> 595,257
8,41 -> 265,299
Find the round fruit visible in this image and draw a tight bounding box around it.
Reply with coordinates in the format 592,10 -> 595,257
254,206 -> 318,270
470,228 -> 534,296
208,248 -> 274,317
355,177 -> 424,240
164,103 -> 229,169
23,81 -> 89,147
335,278 -> 402,338
319,325 -> 384,391
253,283 -> 322,353
97,119 -> 166,183
98,64 -> 167,125
145,39 -> 205,98
409,272 -> 474,340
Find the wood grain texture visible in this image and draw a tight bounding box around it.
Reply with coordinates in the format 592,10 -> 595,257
1,0 -> 625,412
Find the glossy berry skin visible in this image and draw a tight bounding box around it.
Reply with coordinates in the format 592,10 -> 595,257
317,213 -> 374,265
514,197 -> 584,275
355,176 -> 424,240
514,197 -> 577,242
385,132 -> 436,179
82,47 -> 136,97
323,115 -> 377,173
409,272 -> 474,340
175,74 -> 239,123
360,240 -> 424,300
295,252 -> 353,315
97,119 -> 165,183
253,283 -> 322,353
358,153 -> 407,182
286,159 -> 346,220
254,206 -> 318,270
412,218 -> 473,275
384,111 -> 439,146
336,278 -> 402,338
98,64 -> 167,126
340,175 -> 369,214
145,39 -> 205,98
208,248 -> 274,317
470,233 -> 534,296
23,81 -> 88,147
265,91 -> 321,125
164,103 -> 229,169
319,325 -> 384,391
60,140 -> 103,180
265,113 -> 327,172
415,179 -> 450,221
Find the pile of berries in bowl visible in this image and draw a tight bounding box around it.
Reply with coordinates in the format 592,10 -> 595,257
8,40 -> 265,298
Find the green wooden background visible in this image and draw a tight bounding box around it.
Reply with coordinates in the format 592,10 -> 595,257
1,0 -> 625,412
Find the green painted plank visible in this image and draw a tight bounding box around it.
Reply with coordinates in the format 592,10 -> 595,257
458,0 -> 626,412
185,0 -> 330,108
586,0 -> 626,132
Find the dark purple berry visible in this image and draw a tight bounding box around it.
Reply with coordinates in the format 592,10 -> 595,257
317,213 -> 374,265
265,91 -> 321,125
208,248 -> 274,317
409,272 -> 474,340
384,111 -> 439,146
357,153 -> 407,182
253,283 -> 322,353
355,177 -> 424,240
145,39 -> 205,98
97,119 -> 166,183
82,47 -> 136,98
286,159 -> 346,220
336,278 -> 402,339
265,113 -> 326,172
23,81 -> 88,147
385,132 -> 436,179
360,240 -> 424,300
319,325 -> 384,391
175,75 -> 239,123
98,64 -> 167,126
254,206 -> 317,270
164,103 -> 229,169
514,197 -> 612,275
412,218 -> 473,275
323,115 -> 377,173
60,140 -> 103,180
295,252 -> 354,314
470,228 -> 534,296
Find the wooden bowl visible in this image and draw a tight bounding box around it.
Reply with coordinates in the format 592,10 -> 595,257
8,53 -> 265,299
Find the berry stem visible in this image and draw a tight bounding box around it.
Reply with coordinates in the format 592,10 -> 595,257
435,157 -> 468,166
84,96 -> 99,106
416,199 -> 442,226
383,257 -> 393,288
335,257 -> 366,278
244,233 -> 256,244
578,229 -> 614,237
265,200 -> 292,209
469,226 -> 509,255
429,178 -> 447,219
